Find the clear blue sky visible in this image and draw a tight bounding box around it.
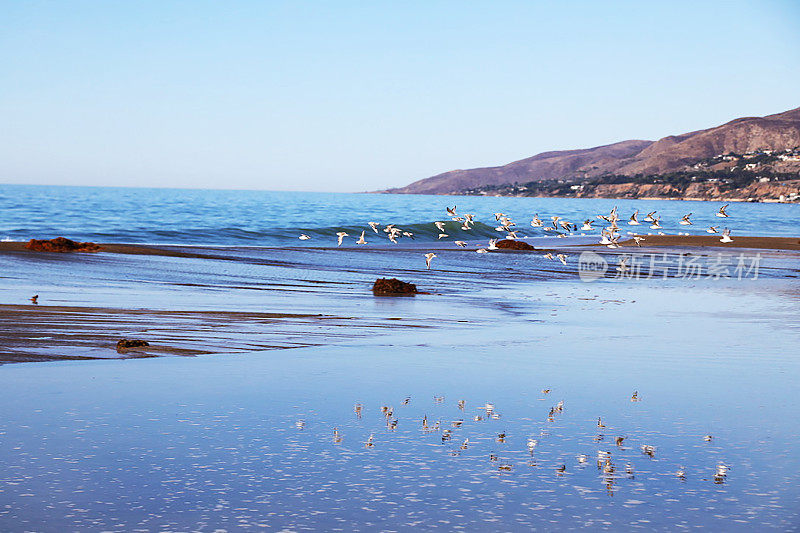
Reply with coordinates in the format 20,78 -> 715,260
2,1 -> 799,192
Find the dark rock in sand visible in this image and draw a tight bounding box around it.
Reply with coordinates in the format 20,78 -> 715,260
116,339 -> 150,351
25,237 -> 101,253
372,278 -> 418,296
495,239 -> 535,250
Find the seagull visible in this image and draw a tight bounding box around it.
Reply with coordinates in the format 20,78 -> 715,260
454,240 -> 467,247
424,252 -> 437,269
356,230 -> 367,245
716,204 -> 730,218
706,226 -> 719,234
556,254 -> 567,265
679,213 -> 693,225
30,294 -> 39,304
628,210 -> 641,225
720,228 -> 733,243
368,221 -> 380,233
446,205 -> 457,216
298,234 -> 311,240
336,232 -> 348,246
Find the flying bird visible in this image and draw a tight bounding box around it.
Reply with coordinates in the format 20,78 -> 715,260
424,252 -> 437,269
336,232 -> 348,246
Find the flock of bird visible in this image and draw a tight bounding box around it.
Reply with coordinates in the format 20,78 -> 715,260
295,391 -> 730,492
299,204 -> 735,270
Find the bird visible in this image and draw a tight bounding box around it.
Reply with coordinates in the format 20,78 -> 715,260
454,240 -> 467,248
650,217 -> 662,230
557,254 -> 567,265
531,215 -> 544,227
679,213 -> 693,225
446,206 -> 457,216
641,445 -> 655,457
716,204 -> 730,218
628,210 -> 641,225
527,438 -> 538,452
703,435 -> 713,442
720,228 -> 733,243
487,239 -> 498,250
541,389 -> 551,394
615,436 -> 625,446
356,230 -> 367,245
644,211 -> 657,223
543,253 -> 554,260
333,428 -> 342,444
30,295 -> 39,304
354,403 -> 363,418
295,420 -> 305,430
368,221 -> 380,233
434,221 -> 446,232
556,464 -> 566,474
365,434 -> 375,448
716,463 -> 729,477
633,236 -> 645,247
631,391 -> 640,402
476,248 -> 488,254
581,220 -> 594,231
298,234 -> 310,240
437,233 -> 449,240
577,454 -> 588,464
706,226 -> 719,234
676,466 -> 686,479
402,231 -> 415,239
597,417 -> 605,428
424,253 -> 436,269
336,232 -> 348,246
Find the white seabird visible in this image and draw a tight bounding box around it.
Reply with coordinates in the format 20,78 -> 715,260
424,252 -> 437,269
336,232 -> 349,246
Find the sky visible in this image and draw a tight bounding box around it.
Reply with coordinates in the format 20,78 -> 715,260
1,1 -> 799,192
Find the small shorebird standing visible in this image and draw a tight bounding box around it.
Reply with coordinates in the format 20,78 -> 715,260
424,252 -> 437,269
336,231 -> 349,246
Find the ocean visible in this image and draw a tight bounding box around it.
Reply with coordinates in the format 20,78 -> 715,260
1,184 -> 799,246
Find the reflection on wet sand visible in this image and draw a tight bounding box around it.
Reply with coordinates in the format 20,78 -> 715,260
0,304 -> 442,362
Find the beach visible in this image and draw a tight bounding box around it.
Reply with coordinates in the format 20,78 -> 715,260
1,187 -> 799,530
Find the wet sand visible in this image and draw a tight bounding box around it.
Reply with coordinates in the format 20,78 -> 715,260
616,234 -> 800,250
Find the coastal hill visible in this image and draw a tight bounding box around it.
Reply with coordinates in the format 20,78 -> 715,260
385,107 -> 800,196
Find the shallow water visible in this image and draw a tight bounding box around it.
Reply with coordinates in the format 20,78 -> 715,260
1,272 -> 799,530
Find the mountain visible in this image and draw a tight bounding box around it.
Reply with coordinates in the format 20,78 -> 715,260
385,107 -> 800,195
